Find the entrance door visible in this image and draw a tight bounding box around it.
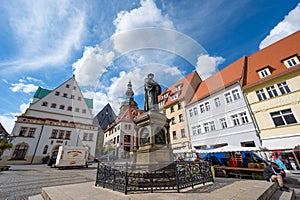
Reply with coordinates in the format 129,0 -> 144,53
12,144 -> 28,160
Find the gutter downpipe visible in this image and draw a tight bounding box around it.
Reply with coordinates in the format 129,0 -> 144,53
31,123 -> 44,164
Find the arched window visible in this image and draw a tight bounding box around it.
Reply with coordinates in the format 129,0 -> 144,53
140,128 -> 150,145
11,143 -> 28,160
43,145 -> 48,154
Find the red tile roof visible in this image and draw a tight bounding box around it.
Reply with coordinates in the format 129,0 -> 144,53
189,56 -> 245,105
159,71 -> 201,107
243,30 -> 300,89
106,107 -> 144,131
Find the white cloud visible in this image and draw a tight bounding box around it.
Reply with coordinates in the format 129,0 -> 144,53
0,101 -> 30,134
72,45 -> 115,87
1,0 -> 86,71
0,115 -> 15,134
196,54 -> 225,79
113,0 -> 174,33
20,102 -> 30,114
259,3 -> 300,49
10,83 -> 38,93
26,77 -> 45,84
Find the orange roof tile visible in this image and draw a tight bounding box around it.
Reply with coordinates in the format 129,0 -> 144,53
243,30 -> 300,89
106,107 -> 144,131
189,56 -> 245,105
158,71 -> 201,108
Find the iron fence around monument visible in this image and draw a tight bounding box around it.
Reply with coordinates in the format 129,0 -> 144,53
95,161 -> 214,194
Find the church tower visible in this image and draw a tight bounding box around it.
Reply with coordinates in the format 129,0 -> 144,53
120,81 -> 138,114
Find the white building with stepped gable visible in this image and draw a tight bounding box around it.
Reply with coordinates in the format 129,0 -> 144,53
0,76 -> 98,164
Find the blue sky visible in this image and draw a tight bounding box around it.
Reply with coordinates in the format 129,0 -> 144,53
1,0 -> 300,133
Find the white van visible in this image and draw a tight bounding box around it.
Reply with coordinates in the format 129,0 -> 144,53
55,146 -> 88,169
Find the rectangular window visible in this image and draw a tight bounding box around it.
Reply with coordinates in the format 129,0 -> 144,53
196,125 -> 201,135
59,105 -> 65,110
179,114 -> 184,122
19,127 -> 28,137
258,68 -> 271,78
82,109 -> 87,114
58,130 -> 64,139
192,127 -> 197,136
232,89 -> 241,100
63,93 -> 68,98
78,97 -> 82,101
225,93 -> 233,103
178,103 -> 182,110
181,129 -> 186,138
172,131 -> 177,140
55,91 -> 60,96
256,89 -> 267,101
75,108 -> 80,112
51,130 -> 58,138
89,133 -> 94,141
189,109 -> 193,117
204,123 -> 209,132
205,102 -> 210,111
83,133 -> 88,141
65,131 -> 71,139
209,121 -> 215,131
27,128 -> 36,137
284,57 -> 299,68
220,118 -> 227,129
266,85 -> 278,98
200,104 -> 205,113
270,109 -> 297,127
193,107 -> 198,116
214,97 -> 221,107
240,112 -> 249,124
171,117 -> 176,125
277,82 -> 291,95
231,114 -> 240,126
170,106 -> 174,113
117,135 -> 119,143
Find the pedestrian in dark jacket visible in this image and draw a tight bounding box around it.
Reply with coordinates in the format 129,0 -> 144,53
263,162 -> 289,192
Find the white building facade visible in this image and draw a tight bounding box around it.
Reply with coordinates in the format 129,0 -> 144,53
186,58 -> 261,150
103,81 -> 143,159
0,77 -> 98,164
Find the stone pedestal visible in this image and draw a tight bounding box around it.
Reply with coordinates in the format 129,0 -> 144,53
131,111 -> 174,171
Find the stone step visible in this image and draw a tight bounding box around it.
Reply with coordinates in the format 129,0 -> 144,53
41,180 -> 279,200
269,189 -> 296,200
28,194 -> 44,200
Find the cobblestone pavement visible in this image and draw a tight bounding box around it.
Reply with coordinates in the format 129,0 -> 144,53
1,164 -> 299,200
0,163 -> 98,200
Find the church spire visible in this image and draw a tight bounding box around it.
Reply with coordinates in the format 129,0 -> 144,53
125,80 -> 134,100
120,80 -> 138,113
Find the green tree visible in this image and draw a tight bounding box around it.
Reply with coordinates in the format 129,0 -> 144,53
0,140 -> 13,159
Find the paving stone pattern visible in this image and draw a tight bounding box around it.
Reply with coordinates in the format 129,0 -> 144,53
0,164 -> 97,200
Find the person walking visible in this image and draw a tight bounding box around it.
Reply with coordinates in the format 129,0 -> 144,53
263,162 -> 289,192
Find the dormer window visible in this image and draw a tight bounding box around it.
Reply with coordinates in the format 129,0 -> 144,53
171,93 -> 178,101
175,84 -> 182,91
283,56 -> 299,68
258,68 -> 271,78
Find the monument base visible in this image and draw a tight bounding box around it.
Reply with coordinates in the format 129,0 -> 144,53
131,111 -> 173,171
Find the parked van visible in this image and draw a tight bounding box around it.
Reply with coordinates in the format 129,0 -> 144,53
55,146 -> 88,169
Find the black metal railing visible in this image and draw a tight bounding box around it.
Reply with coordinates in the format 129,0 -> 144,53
95,161 -> 214,194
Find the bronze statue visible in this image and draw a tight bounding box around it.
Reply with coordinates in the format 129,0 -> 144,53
144,73 -> 161,111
